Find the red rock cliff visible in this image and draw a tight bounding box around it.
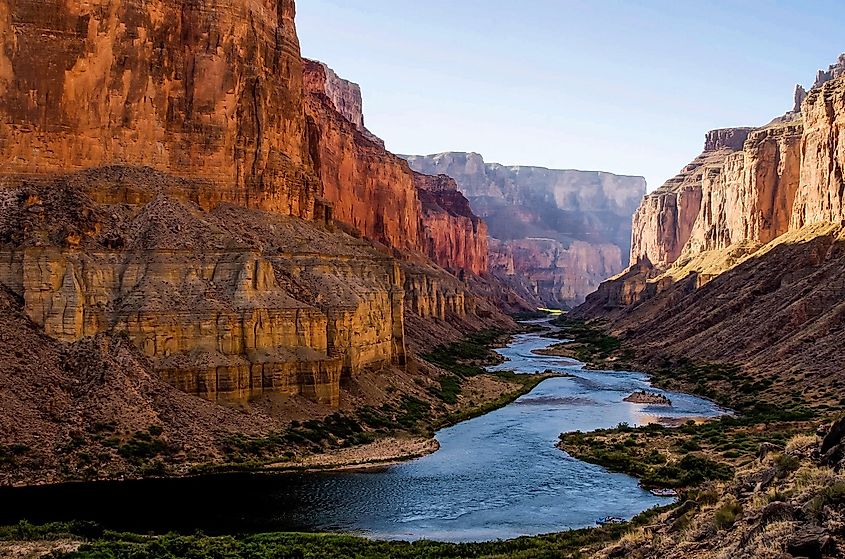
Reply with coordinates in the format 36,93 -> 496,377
413,172 -> 488,275
583,59 -> 845,315
302,59 -> 490,277
303,60 -> 423,252
0,0 -> 320,218
404,152 -> 645,307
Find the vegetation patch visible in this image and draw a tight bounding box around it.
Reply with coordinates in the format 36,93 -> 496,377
0,505 -> 673,559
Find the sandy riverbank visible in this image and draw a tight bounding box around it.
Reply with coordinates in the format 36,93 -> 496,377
268,436 -> 440,472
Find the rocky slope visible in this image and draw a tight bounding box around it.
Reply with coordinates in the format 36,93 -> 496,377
404,152 -> 646,307
596,422 -> 845,559
576,58 -> 845,393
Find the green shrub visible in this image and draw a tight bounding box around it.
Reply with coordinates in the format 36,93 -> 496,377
713,500 -> 742,530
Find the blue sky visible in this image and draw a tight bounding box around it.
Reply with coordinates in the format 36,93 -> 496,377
296,1 -> 845,191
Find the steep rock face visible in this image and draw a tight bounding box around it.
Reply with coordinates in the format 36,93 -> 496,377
0,0 -> 320,218
0,0 -> 515,425
684,123 -> 803,256
794,76 -> 845,228
302,59 -> 383,147
577,62 -> 845,390
488,238 -> 622,309
414,172 -> 488,275
303,62 -> 423,253
630,128 -> 754,267
404,152 -> 645,306
303,61 -> 492,281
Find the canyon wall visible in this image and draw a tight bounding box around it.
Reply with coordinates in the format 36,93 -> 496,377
629,124 -> 804,270
0,0 -> 320,218
404,152 -> 645,307
302,60 -> 489,278
619,60 -> 845,286
0,0 -> 509,413
0,169 -> 408,407
302,59 -> 497,333
413,172 -> 488,276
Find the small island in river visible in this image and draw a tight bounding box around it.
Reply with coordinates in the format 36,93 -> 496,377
623,390 -> 672,406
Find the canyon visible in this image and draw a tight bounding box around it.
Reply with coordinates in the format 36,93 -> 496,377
0,0 -> 516,485
575,57 -> 845,405
404,152 -> 645,308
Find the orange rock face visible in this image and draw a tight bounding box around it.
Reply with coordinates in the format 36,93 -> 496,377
414,172 -> 488,275
303,60 -> 423,252
303,60 -> 490,276
630,128 -> 754,267
585,66 -> 845,318
0,0 -> 320,218
0,2 -> 507,413
794,77 -> 845,228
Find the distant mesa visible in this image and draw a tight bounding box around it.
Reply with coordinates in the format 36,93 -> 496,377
403,152 -> 646,308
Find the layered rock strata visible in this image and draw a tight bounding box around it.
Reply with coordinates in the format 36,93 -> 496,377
302,60 -> 490,278
0,0 -> 512,415
0,169 -> 407,406
413,172 -> 488,276
404,152 -> 645,307
576,59 -> 845,389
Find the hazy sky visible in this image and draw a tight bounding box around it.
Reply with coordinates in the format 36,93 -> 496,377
296,1 -> 845,191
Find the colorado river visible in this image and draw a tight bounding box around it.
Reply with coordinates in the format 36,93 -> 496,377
0,324 -> 724,542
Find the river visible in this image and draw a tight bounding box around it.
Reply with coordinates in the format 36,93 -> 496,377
0,324 -> 725,542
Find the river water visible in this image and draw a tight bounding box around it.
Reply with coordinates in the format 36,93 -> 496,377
0,324 -> 724,542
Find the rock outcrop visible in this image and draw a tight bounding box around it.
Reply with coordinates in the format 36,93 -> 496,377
302,60 -> 490,279
0,0 -> 512,417
404,152 -> 646,307
0,169 -> 408,407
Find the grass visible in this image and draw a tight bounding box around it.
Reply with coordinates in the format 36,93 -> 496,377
194,328 -> 551,474
713,499 -> 743,530
552,317 -> 820,494
0,505 -> 674,559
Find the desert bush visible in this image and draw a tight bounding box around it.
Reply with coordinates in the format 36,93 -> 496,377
713,499 -> 743,530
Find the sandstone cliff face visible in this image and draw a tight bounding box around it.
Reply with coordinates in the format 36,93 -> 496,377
414,172 -> 488,276
303,60 -> 423,253
630,128 -> 754,267
794,76 -> 845,229
404,152 -> 645,307
303,61 -> 492,281
577,62 -> 845,388
0,0 -> 511,415
302,59 -> 383,146
0,0 -> 320,218
0,169 -> 407,406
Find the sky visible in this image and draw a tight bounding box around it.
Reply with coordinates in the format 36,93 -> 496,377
296,1 -> 845,191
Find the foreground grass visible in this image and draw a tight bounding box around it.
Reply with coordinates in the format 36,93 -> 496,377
1,506 -> 671,559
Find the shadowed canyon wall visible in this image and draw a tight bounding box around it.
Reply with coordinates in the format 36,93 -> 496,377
404,152 -> 646,307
